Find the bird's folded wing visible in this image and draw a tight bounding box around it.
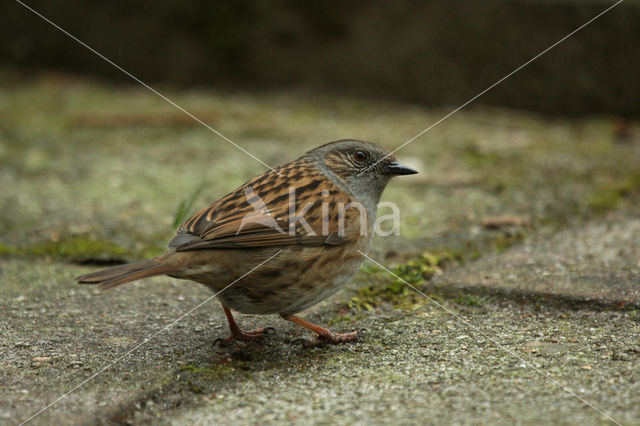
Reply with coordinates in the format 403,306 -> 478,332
169,203 -> 345,251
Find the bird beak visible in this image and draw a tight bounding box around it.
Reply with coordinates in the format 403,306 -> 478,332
382,161 -> 418,176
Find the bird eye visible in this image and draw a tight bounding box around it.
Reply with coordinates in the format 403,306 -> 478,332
353,150 -> 367,162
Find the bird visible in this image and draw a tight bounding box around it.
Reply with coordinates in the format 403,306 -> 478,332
76,139 -> 418,347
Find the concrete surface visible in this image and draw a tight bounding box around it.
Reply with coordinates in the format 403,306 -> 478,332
1,75 -> 639,425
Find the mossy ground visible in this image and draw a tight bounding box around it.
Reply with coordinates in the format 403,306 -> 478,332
1,73 -> 640,425
0,235 -> 162,264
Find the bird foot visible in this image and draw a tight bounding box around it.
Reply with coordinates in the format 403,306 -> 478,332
294,330 -> 359,348
215,326 -> 276,347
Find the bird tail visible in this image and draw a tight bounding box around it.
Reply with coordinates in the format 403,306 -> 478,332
75,257 -> 176,290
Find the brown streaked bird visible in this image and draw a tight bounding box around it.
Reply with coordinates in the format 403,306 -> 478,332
76,140 -> 417,347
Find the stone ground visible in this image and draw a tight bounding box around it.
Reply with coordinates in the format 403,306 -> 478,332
1,73 -> 639,425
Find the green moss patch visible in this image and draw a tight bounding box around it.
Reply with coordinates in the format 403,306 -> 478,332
0,235 -> 163,264
348,251 -> 460,311
586,170 -> 640,213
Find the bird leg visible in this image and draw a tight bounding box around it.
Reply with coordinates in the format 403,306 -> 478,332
216,305 -> 274,345
280,313 -> 358,348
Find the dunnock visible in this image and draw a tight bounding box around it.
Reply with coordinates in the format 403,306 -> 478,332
76,140 -> 417,347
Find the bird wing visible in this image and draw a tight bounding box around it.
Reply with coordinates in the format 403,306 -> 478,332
169,165 -> 350,251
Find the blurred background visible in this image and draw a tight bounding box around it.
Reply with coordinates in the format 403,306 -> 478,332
2,0 -> 639,115
1,0 -> 639,261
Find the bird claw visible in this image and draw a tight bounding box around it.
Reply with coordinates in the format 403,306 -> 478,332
260,326 -> 277,336
214,327 -> 276,347
213,336 -> 232,347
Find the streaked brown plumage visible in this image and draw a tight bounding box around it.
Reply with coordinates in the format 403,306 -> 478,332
76,140 -> 417,347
